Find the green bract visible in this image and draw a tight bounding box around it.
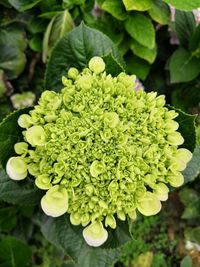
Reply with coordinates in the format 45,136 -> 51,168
6,56 -> 192,247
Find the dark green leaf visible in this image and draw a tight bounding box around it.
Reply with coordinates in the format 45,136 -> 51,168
0,236 -> 32,267
102,54 -> 124,77
102,0 -> 127,20
163,0 -> 200,11
41,215 -> 131,267
7,0 -> 41,11
171,86 -> 200,112
169,48 -> 200,83
0,205 -> 17,231
148,0 -> 170,25
27,18 -> 47,34
0,27 -> 27,52
185,227 -> 200,244
179,188 -> 199,206
84,14 -> 124,45
124,13 -> 155,49
175,10 -> 196,48
29,34 -> 42,52
44,23 -> 125,91
0,108 -> 31,166
168,106 -> 196,152
182,146 -> 200,183
0,168 -> 43,205
42,10 -> 74,62
182,199 -> 200,219
125,53 -> 150,80
0,45 -> 26,80
122,0 -> 153,11
189,24 -> 200,56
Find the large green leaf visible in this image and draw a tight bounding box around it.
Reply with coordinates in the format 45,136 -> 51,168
84,14 -> 124,45
169,48 -> 200,83
0,27 -> 27,79
44,23 -> 125,91
101,0 -> 127,20
163,0 -> 200,11
0,108 -> 31,166
0,27 -> 27,52
8,0 -> 41,11
0,168 -> 43,205
0,204 -> 17,231
125,53 -> 150,80
41,215 -> 131,267
124,14 -> 155,49
0,45 -> 26,80
189,24 -> 200,56
182,146 -> 200,183
168,106 -> 196,152
43,10 -> 74,63
175,10 -> 196,48
122,0 -> 153,11
130,39 -> 157,64
0,236 -> 32,267
171,86 -> 200,112
148,0 -> 170,25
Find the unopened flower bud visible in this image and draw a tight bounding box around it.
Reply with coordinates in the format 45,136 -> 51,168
6,157 -> 27,180
82,221 -> 108,247
89,56 -> 105,74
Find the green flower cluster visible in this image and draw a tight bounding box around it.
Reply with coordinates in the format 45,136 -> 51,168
6,57 -> 192,247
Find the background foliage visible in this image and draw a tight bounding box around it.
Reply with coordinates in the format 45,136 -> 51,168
0,0 -> 200,266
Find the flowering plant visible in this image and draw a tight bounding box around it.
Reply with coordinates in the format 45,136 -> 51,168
4,55 -> 193,247
0,24 -> 196,266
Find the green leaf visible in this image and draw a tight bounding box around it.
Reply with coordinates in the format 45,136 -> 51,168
168,106 -> 196,152
0,168 -> 43,205
43,10 -> 74,63
0,45 -> 26,80
163,0 -> 200,11
169,48 -> 200,83
29,34 -> 42,52
44,23 -> 125,91
41,215 -> 131,267
180,256 -> 193,267
0,204 -> 17,231
102,54 -> 124,77
130,39 -> 157,64
0,236 -> 32,267
189,24 -> 200,57
148,0 -> 170,25
175,10 -> 196,48
84,14 -> 124,45
185,227 -> 200,243
0,108 -> 31,166
122,0 -> 153,11
125,53 -> 150,80
0,27 -> 27,52
27,18 -> 47,34
7,0 -> 41,11
124,13 -> 155,49
179,188 -> 199,206
182,146 -> 200,183
102,0 -> 127,21
171,86 -> 200,112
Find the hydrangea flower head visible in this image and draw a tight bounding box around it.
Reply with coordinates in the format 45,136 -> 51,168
6,56 -> 192,247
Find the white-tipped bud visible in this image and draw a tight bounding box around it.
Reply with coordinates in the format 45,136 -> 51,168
6,157 -> 27,180
88,56 -> 105,74
82,221 -> 108,247
41,185 -> 68,217
137,192 -> 161,216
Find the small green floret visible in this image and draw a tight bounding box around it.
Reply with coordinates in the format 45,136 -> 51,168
6,56 -> 193,247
